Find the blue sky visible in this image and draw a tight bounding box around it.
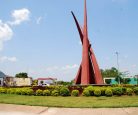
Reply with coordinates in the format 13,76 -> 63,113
0,0 -> 138,81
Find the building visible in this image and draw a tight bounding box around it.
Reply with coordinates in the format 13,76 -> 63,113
0,71 -> 6,86
37,78 -> 57,86
14,77 -> 32,86
104,76 -> 138,85
4,76 -> 32,87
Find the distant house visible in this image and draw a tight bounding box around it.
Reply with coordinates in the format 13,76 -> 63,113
0,71 -> 6,86
37,78 -> 57,86
104,76 -> 138,85
14,77 -> 32,86
4,76 -> 32,87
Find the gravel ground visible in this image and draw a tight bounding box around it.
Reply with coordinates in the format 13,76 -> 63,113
0,104 -> 138,115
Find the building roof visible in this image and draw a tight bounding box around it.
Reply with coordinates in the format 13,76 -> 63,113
37,78 -> 57,80
0,71 -> 6,78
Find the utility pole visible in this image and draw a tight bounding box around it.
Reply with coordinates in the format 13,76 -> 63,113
115,52 -> 120,84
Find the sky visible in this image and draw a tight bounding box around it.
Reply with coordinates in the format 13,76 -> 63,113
0,0 -> 138,81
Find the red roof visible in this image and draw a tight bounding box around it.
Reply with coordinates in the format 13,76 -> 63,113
37,78 -> 57,80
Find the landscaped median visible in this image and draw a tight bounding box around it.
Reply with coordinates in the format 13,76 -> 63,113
0,85 -> 138,108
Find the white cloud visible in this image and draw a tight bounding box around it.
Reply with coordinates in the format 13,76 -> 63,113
45,64 -> 79,72
62,64 -> 79,70
0,20 -> 13,50
36,16 -> 42,24
9,8 -> 30,26
46,66 -> 59,72
0,56 -> 17,62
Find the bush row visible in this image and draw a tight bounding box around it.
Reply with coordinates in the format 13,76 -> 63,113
0,86 -> 138,97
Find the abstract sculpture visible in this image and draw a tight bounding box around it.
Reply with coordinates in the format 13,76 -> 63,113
71,0 -> 103,84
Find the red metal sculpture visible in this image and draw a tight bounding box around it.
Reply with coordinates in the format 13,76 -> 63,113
72,0 -> 103,84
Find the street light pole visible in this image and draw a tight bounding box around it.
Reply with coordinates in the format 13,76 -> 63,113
115,52 -> 119,70
115,52 -> 120,84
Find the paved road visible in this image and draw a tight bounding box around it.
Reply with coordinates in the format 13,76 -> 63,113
0,104 -> 138,115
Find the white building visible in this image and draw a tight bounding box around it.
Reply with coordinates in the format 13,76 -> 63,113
37,78 -> 57,86
0,71 -> 6,86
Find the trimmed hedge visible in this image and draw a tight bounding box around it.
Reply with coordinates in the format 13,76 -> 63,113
94,89 -> 101,97
71,90 -> 79,97
82,89 -> 90,97
0,85 -> 138,97
126,88 -> 133,96
36,89 -> 43,96
105,89 -> 113,97
43,90 -> 51,96
51,90 -> 59,96
112,87 -> 123,96
134,87 -> 138,95
60,87 -> 70,96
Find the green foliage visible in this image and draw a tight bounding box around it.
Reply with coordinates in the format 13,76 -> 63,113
71,90 -> 79,97
101,67 -> 120,78
122,87 -> 127,94
51,90 -> 59,96
56,81 -> 73,86
36,89 -> 43,96
32,80 -> 38,86
134,87 -> 138,95
85,86 -> 94,96
126,88 -> 133,96
43,90 -> 51,96
115,76 -> 123,84
7,88 -> 16,94
60,87 -> 70,96
15,72 -> 28,78
112,87 -> 123,96
82,89 -> 90,97
0,88 -> 7,94
100,87 -> 106,96
105,89 -> 113,97
123,78 -> 131,84
26,89 -> 34,95
15,89 -> 22,95
94,89 -> 101,97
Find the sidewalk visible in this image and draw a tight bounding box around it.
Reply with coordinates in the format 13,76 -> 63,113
0,104 -> 138,115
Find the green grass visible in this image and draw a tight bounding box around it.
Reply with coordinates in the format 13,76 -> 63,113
0,94 -> 138,108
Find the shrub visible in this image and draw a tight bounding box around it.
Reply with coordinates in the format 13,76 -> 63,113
71,90 -> 79,97
134,87 -> 138,95
7,88 -> 16,94
94,89 -> 101,97
0,88 -> 7,94
112,87 -> 122,96
126,88 -> 133,96
21,89 -> 27,95
51,90 -> 59,96
105,89 -> 113,97
101,87 -> 106,96
60,87 -> 70,96
82,89 -> 90,97
26,89 -> 34,95
43,90 -> 51,96
15,89 -> 22,95
36,89 -> 43,96
122,87 -> 127,95
85,86 -> 94,96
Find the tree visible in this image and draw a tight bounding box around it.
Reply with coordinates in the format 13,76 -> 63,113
123,78 -> 131,84
15,72 -> 28,78
32,80 -> 38,86
101,67 -> 120,78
